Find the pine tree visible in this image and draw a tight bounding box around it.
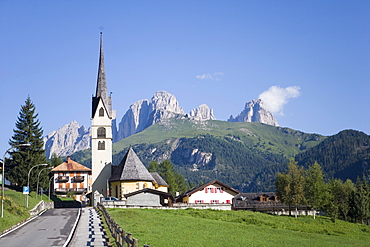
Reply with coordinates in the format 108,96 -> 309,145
151,160 -> 189,195
148,160 -> 159,172
6,96 -> 47,189
352,177 -> 370,224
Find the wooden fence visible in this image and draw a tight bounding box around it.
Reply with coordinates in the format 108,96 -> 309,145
96,203 -> 150,247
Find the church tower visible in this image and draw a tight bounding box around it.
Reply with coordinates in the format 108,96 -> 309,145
91,31 -> 115,201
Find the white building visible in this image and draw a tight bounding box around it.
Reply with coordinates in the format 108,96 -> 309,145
175,180 -> 240,204
51,157 -> 92,202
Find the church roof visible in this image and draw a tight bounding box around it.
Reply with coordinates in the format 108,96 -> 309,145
150,172 -> 169,187
109,147 -> 155,182
52,157 -> 91,172
92,32 -> 112,119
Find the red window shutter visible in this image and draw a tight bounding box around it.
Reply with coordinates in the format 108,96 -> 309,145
226,200 -> 230,204
211,188 -> 215,193
205,188 -> 208,193
202,200 -> 204,203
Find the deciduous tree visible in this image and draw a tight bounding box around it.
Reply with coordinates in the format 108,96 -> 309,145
304,162 -> 328,218
275,158 -> 305,216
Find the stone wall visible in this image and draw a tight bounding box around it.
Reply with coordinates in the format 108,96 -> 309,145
30,201 -> 54,216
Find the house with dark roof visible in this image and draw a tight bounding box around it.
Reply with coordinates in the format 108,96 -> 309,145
175,180 -> 240,204
51,156 -> 92,202
109,147 -> 169,200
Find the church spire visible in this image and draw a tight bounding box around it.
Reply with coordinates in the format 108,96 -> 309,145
92,31 -> 112,118
96,32 -> 107,98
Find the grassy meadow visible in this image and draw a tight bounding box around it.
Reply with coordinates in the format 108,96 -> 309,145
0,188 -> 51,234
107,208 -> 370,247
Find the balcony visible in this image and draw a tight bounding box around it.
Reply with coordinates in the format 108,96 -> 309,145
58,176 -> 69,182
55,188 -> 69,194
69,188 -> 87,194
73,176 -> 84,182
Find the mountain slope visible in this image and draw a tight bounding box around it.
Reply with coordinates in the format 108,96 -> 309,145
71,119 -> 324,192
295,129 -> 370,181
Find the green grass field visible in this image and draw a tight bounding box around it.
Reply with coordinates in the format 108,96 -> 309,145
106,208 -> 370,247
0,188 -> 51,234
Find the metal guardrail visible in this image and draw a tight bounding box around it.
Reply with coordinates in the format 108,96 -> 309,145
96,203 -> 150,247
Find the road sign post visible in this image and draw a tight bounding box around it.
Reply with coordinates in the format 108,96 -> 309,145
23,186 -> 29,194
23,186 -> 29,209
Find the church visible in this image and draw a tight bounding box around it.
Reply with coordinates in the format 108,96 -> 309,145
90,32 -> 169,205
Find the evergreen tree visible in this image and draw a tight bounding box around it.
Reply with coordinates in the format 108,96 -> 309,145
6,96 -> 47,189
326,179 -> 341,222
275,158 -> 305,216
352,177 -> 370,224
148,160 -> 159,172
151,160 -> 189,195
50,153 -> 63,168
304,162 -> 328,218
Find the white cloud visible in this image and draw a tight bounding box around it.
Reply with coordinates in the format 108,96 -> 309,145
258,86 -> 301,115
196,72 -> 224,80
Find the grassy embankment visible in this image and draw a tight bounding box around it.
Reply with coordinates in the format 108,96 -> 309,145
107,208 -> 370,247
0,188 -> 51,234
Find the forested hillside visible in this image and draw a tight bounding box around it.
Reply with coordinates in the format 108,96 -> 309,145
295,129 -> 370,182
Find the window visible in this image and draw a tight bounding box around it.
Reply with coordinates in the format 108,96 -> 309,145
195,200 -> 204,203
217,187 -> 224,193
226,200 -> 231,204
99,107 -> 104,117
97,127 -> 106,138
211,200 -> 219,204
98,141 -> 105,150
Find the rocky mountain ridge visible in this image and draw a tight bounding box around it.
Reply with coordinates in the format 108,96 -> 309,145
228,99 -> 278,126
43,121 -> 90,159
43,91 -> 277,158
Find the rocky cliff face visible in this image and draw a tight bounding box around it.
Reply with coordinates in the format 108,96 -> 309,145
189,104 -> 216,121
43,121 -> 90,159
117,91 -> 186,141
228,99 -> 279,126
116,99 -> 151,141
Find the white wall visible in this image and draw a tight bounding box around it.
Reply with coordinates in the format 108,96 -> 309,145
188,184 -> 235,204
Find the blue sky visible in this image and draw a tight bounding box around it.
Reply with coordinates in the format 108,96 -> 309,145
1,1 -> 369,154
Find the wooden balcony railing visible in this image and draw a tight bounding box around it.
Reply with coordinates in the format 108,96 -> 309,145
69,188 -> 87,194
57,176 -> 69,182
73,176 -> 84,182
55,188 -> 69,194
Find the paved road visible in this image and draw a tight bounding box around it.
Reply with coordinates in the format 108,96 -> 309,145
0,208 -> 79,247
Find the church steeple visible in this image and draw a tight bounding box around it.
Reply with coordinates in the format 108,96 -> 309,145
92,31 -> 112,118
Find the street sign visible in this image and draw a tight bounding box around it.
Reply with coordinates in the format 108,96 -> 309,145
23,186 -> 29,194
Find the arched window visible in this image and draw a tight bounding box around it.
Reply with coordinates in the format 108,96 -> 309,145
98,141 -> 105,150
99,107 -> 104,117
97,127 -> 106,138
